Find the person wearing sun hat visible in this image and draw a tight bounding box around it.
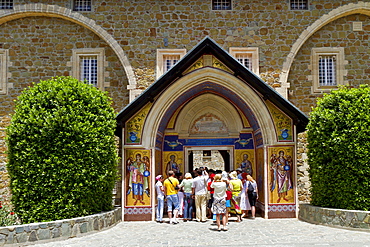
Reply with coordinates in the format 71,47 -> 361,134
155,175 -> 165,223
179,172 -> 193,221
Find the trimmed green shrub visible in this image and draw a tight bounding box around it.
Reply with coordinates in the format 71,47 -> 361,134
307,85 -> 370,210
6,76 -> 118,223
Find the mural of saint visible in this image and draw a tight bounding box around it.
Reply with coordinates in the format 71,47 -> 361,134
239,153 -> 253,176
270,151 -> 293,203
127,153 -> 150,205
165,154 -> 181,175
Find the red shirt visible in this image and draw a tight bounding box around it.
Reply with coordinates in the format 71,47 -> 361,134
207,181 -> 215,194
226,190 -> 232,200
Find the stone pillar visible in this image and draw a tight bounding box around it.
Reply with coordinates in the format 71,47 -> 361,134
0,115 -> 11,206
297,131 -> 311,203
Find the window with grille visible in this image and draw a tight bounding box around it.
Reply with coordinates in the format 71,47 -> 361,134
163,55 -> 180,73
0,0 -> 13,9
229,47 -> 259,75
311,47 -> 346,93
235,54 -> 252,71
290,0 -> 308,10
156,49 -> 186,79
318,55 -> 336,86
71,48 -> 105,90
80,56 -> 97,87
212,0 -> 232,10
73,0 -> 92,11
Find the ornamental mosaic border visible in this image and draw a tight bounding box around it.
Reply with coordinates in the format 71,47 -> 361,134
268,204 -> 296,212
124,207 -> 152,215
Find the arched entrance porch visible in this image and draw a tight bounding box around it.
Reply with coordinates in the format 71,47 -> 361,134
116,37 -> 308,221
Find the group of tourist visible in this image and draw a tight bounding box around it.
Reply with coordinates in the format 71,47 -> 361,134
155,167 -> 258,231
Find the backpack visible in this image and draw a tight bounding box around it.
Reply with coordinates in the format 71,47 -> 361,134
247,181 -> 254,194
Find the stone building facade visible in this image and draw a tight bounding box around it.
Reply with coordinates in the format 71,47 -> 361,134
0,0 -> 369,217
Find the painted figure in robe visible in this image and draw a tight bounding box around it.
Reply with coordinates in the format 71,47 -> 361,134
239,153 -> 253,176
127,153 -> 149,205
270,151 -> 293,203
166,154 -> 181,175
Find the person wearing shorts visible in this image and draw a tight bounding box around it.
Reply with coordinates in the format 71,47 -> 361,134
164,170 -> 180,224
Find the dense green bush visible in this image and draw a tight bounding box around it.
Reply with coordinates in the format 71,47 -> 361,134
6,76 -> 118,223
307,85 -> 370,210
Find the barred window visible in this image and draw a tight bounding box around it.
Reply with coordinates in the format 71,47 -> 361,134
311,47 -> 345,93
318,55 -> 336,86
163,55 -> 180,73
235,54 -> 252,71
156,49 -> 186,79
0,0 -> 13,9
290,0 -> 308,10
229,47 -> 259,75
80,56 -> 97,87
212,0 -> 232,10
73,0 -> 92,11
71,48 -> 105,90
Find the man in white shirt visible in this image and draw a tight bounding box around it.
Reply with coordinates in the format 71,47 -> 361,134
192,168 -> 209,222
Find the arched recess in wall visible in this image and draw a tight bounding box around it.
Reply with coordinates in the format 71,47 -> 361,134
278,1 -> 370,99
0,3 -> 137,95
141,67 -> 276,148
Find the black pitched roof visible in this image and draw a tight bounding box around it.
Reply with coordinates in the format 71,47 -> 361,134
116,37 -> 308,136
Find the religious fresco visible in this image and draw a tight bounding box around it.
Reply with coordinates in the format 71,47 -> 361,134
234,150 -> 254,175
265,101 -> 293,142
125,103 -> 152,144
162,151 -> 184,177
125,149 -> 151,207
268,146 -> 295,204
256,147 -> 265,204
190,113 -> 228,135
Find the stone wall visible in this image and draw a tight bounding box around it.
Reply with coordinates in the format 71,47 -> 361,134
0,16 -> 129,113
297,132 -> 311,203
0,207 -> 122,246
289,14 -> 370,113
0,116 -> 11,206
5,0 -> 361,100
299,204 -> 370,231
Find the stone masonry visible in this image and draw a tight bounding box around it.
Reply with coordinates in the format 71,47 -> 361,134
0,0 -> 370,215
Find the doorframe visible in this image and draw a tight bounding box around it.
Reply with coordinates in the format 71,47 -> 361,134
184,146 -> 234,172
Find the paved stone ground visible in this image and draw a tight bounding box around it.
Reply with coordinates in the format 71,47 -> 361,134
26,217 -> 370,247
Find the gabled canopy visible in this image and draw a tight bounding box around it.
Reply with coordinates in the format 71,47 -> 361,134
116,37 -> 308,136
